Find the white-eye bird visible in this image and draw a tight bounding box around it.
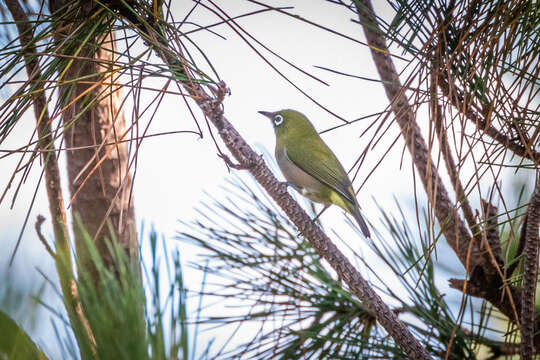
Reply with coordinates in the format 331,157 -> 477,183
259,109 -> 370,238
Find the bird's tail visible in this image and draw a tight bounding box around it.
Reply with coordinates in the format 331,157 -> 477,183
349,203 -> 371,238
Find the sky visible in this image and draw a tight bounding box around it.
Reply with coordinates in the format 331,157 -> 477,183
0,1 -> 533,358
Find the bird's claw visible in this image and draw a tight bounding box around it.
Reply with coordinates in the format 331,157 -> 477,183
279,181 -> 297,192
218,153 -> 251,171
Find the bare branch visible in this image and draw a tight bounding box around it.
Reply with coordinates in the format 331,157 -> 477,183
35,215 -> 55,258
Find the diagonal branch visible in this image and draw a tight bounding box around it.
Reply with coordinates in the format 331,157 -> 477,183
102,3 -> 432,358
191,83 -> 432,360
520,171 -> 540,359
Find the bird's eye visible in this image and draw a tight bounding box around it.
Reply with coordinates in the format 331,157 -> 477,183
273,114 -> 284,126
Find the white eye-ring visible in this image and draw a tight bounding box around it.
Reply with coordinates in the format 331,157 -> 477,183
273,114 -> 284,126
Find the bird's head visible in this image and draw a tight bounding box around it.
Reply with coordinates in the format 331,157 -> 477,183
258,109 -> 317,139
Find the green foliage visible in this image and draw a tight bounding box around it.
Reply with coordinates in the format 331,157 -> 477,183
0,310 -> 48,360
68,223 -> 212,360
178,175 -> 513,359
1,225 -> 209,360
0,259 -> 48,360
74,222 -> 148,360
143,231 -> 194,360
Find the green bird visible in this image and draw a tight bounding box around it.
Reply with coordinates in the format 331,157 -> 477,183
259,109 -> 370,238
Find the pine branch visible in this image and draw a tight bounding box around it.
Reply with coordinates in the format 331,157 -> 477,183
4,0 -> 71,267
100,2 -> 432,358
437,75 -> 540,163
182,175 -> 492,358
353,0 -> 534,347
192,79 -> 434,360
520,171 -> 540,359
433,103 -> 504,276
191,60 -> 434,360
353,0 -> 477,269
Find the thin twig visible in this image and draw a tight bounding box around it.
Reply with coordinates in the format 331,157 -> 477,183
437,75 -> 540,163
34,215 -> 55,258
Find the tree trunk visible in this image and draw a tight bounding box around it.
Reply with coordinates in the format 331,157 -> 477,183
50,0 -> 138,278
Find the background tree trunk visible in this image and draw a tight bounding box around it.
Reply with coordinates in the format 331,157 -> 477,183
50,0 -> 138,278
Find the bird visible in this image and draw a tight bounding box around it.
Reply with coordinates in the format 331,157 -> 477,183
259,109 -> 370,238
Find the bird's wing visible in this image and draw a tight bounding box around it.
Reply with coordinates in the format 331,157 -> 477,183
285,142 -> 355,204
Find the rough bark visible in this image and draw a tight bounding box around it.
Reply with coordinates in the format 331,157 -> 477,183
520,172 -> 540,359
49,0 -> 138,278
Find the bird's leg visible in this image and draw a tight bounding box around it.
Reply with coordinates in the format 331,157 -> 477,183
278,181 -> 295,197
282,181 -> 299,190
312,204 -> 330,224
279,181 -> 302,195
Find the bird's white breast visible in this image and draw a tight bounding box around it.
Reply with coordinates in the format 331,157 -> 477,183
275,145 -> 328,204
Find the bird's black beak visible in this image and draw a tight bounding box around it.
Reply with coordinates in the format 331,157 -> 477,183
258,111 -> 273,119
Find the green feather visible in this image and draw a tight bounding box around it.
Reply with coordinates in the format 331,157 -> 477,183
259,109 -> 371,238
285,143 -> 355,205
